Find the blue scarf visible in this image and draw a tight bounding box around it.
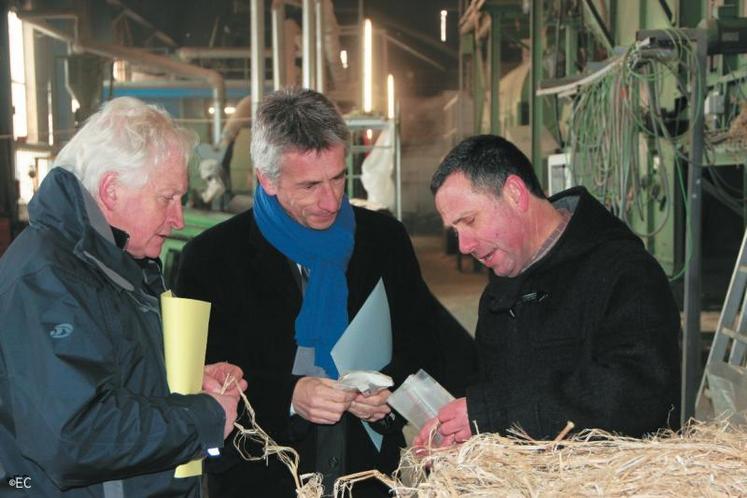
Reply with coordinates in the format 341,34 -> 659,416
253,184 -> 355,378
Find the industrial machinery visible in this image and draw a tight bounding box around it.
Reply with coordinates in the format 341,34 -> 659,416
455,0 -> 747,424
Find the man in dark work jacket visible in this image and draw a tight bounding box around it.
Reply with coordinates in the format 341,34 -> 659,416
414,134 -> 681,449
176,88 -> 475,497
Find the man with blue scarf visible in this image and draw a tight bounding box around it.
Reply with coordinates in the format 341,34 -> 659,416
175,88 -> 463,497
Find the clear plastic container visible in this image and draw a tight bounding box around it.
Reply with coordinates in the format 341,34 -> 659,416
387,369 -> 454,431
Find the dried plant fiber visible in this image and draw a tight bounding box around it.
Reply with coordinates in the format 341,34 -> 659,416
391,420 -> 747,497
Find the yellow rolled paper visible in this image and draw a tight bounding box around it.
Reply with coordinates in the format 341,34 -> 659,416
161,290 -> 212,478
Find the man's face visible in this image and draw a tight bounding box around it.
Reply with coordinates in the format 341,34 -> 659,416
435,172 -> 530,277
259,144 -> 346,230
107,151 -> 187,259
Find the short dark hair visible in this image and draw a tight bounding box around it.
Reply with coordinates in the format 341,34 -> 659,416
430,135 -> 545,198
251,87 -> 350,182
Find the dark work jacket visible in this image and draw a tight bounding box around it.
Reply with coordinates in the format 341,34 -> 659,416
0,168 -> 225,498
466,187 -> 681,440
175,207 -> 473,498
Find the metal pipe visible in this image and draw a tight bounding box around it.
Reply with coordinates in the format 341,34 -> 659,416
251,0 -> 265,122
315,0 -> 325,93
176,46 -> 272,60
530,0 -> 543,181
682,29 -> 706,426
15,11 -> 74,43
302,0 -> 315,89
18,14 -> 226,146
72,40 -> 225,145
272,0 -> 286,90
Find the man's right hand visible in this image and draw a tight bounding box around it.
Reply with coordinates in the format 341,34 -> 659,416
206,391 -> 240,439
291,376 -> 356,424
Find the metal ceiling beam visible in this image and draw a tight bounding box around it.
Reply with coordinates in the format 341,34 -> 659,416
106,0 -> 177,47
375,16 -> 458,60
383,33 -> 446,71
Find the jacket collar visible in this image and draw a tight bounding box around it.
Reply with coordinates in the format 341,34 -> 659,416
29,168 -> 162,296
486,186 -> 641,303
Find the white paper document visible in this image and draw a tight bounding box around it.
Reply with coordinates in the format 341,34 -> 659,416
331,278 -> 392,373
331,278 -> 392,450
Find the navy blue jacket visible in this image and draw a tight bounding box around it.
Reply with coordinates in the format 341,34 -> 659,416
0,168 -> 225,497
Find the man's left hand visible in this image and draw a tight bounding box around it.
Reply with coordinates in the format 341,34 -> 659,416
203,362 -> 248,395
348,389 -> 392,422
413,397 -> 471,449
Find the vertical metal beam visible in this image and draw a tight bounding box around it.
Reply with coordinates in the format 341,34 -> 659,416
381,28 -> 388,104
489,8 -> 501,135
302,0 -> 316,89
272,0 -> 286,90
565,18 -> 578,77
51,38 -> 74,145
457,4 -> 465,142
472,33 -> 484,134
530,0 -> 543,181
393,115 -> 401,221
251,0 -> 265,121
315,0 -> 324,93
682,30 -> 706,426
0,0 -> 17,230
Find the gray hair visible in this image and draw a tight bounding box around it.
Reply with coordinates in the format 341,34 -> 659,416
251,87 -> 349,182
54,96 -> 198,195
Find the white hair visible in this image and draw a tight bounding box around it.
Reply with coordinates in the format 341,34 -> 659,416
54,96 -> 198,195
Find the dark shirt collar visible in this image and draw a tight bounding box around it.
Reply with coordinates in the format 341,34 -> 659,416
111,226 -> 130,250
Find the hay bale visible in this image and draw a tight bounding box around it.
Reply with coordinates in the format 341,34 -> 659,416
391,420 -> 747,497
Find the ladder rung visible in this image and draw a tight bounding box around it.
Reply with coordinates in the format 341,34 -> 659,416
720,327 -> 747,342
739,264 -> 747,273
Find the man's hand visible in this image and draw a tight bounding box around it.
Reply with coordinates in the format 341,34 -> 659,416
203,362 -> 248,395
292,377 -> 356,424
348,389 -> 392,422
413,397 -> 471,449
206,391 -> 240,439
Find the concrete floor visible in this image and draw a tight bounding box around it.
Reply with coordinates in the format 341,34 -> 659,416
412,234 -> 487,336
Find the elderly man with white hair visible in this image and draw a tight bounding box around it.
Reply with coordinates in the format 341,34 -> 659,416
0,96 -> 247,498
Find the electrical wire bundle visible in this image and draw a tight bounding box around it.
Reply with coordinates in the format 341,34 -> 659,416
565,29 -> 708,278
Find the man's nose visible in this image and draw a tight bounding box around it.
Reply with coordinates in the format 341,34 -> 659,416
170,201 -> 185,230
318,182 -> 341,212
458,232 -> 476,254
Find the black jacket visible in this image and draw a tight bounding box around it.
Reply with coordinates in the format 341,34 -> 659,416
175,207 -> 474,497
0,168 -> 225,498
466,187 -> 681,439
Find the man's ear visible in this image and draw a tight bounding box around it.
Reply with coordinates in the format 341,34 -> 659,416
256,169 -> 278,196
98,172 -> 119,213
503,174 -> 530,212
